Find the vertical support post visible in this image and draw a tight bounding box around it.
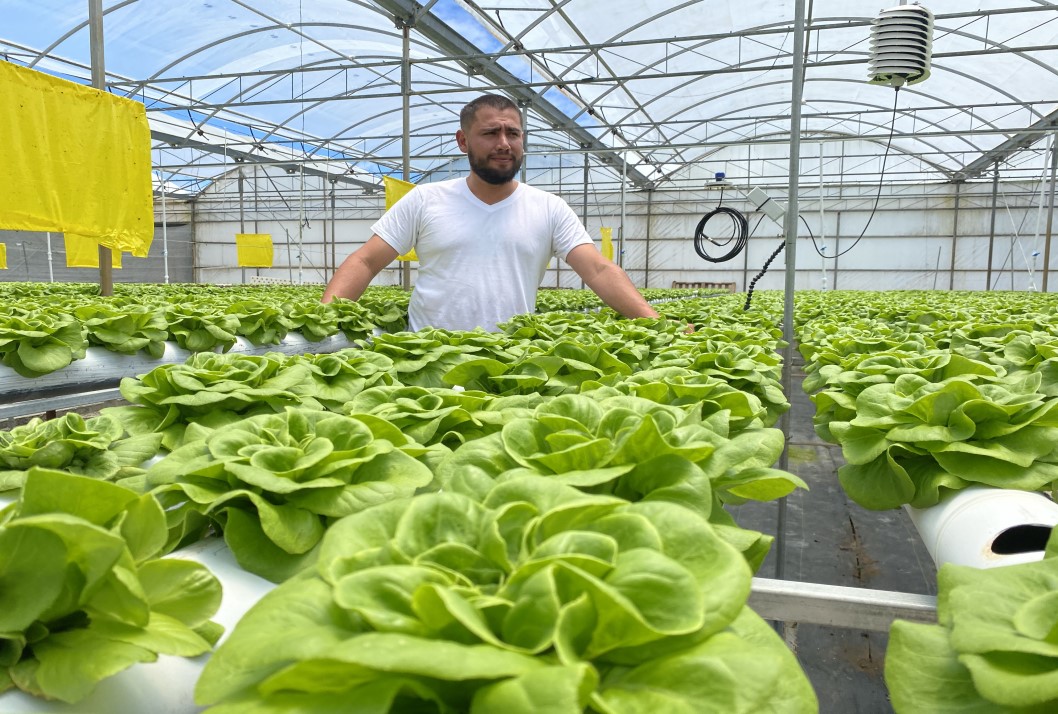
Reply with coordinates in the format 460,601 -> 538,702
776,0 -> 808,584
833,211 -> 841,289
1043,134 -> 1058,292
644,188 -> 653,288
619,151 -> 627,270
400,20 -> 412,292
581,147 -> 589,289
298,166 -> 304,284
89,0 -> 112,295
986,164 -> 999,290
253,164 -> 260,278
238,169 -> 246,283
191,200 -> 198,282
949,181 -> 961,290
518,99 -> 530,185
160,175 -> 170,284
330,181 -> 337,283
818,141 -> 826,290
46,232 -> 54,282
322,178 -> 328,282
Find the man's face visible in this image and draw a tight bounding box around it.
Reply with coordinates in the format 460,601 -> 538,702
457,106 -> 524,185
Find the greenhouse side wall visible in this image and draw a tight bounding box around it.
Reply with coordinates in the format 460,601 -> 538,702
150,174 -> 1055,293
0,225 -> 194,284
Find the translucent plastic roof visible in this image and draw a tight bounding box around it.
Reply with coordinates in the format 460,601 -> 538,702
3,0 -> 1057,197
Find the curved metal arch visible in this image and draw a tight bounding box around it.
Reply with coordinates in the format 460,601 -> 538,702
598,52 -> 1023,165
667,128 -> 953,187
465,0 -> 698,134
125,0 -> 422,99
25,0 -> 138,68
663,102 -> 957,178
124,22 -> 410,102
150,33 -> 454,155
644,76 -> 984,165
534,13 -> 1050,156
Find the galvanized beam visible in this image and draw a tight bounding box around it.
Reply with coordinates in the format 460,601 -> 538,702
150,130 -> 380,191
369,0 -> 655,189
959,107 -> 1058,179
749,577 -> 938,631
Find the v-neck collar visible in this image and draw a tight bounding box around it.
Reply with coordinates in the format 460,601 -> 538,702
459,178 -> 521,211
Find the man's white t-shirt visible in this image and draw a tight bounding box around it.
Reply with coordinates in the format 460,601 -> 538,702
371,178 -> 594,332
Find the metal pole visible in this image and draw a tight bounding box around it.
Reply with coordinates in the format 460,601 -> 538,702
88,0 -> 112,295
253,164 -> 260,278
986,164 -> 999,290
160,176 -> 170,284
949,181 -> 961,290
833,211 -> 841,289
298,166 -> 304,284
330,181 -> 337,282
322,180 -> 329,282
46,232 -> 54,282
400,21 -> 412,292
519,99 -> 530,185
238,169 -> 246,284
819,141 -> 826,290
644,188 -> 653,288
776,0 -> 808,584
1043,133 -> 1058,292
619,151 -> 627,270
581,148 -> 589,288
191,201 -> 198,282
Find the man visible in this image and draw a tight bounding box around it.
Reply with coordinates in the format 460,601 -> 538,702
322,93 -> 660,332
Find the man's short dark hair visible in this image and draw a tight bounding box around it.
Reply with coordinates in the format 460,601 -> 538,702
460,94 -> 520,132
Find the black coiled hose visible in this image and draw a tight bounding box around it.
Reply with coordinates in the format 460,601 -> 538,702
693,189 -> 749,263
744,241 -> 786,311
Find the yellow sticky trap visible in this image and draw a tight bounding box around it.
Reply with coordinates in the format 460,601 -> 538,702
384,176 -> 418,262
0,243 -> 6,269
236,233 -> 274,267
0,62 -> 154,257
65,234 -> 122,268
600,227 -> 614,261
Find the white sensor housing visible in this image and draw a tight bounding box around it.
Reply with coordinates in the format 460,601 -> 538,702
868,4 -> 933,87
747,186 -> 786,223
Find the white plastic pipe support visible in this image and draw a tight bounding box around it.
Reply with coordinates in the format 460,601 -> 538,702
906,486 -> 1058,569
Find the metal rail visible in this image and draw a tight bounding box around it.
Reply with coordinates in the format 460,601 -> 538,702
749,577 -> 937,631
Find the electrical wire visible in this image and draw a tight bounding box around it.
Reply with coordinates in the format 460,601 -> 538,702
693,185 -> 750,263
807,85 -> 901,260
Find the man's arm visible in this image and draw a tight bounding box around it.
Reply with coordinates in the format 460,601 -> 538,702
565,244 -> 660,319
321,235 -> 400,303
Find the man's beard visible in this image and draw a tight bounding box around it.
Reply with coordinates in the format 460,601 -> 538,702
467,147 -> 522,185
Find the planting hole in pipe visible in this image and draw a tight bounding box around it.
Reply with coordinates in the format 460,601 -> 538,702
992,524 -> 1054,555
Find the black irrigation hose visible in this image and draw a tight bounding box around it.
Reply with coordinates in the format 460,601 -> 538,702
693,206 -> 750,263
693,186 -> 749,263
744,241 -> 787,311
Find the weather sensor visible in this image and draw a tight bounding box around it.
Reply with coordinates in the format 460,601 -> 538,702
868,4 -> 933,87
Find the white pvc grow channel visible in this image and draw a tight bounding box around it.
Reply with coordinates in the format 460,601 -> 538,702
907,486 -> 1058,569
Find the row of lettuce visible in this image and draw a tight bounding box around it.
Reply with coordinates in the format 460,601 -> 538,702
796,290 -> 1058,712
0,282 -> 705,378
5,287 -> 1057,712
0,296 -> 821,712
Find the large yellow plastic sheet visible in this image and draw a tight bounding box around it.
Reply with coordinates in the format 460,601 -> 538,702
236,233 -> 274,267
0,62 -> 154,257
600,226 -> 614,261
384,176 -> 418,262
65,234 -> 122,268
0,243 -> 6,269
